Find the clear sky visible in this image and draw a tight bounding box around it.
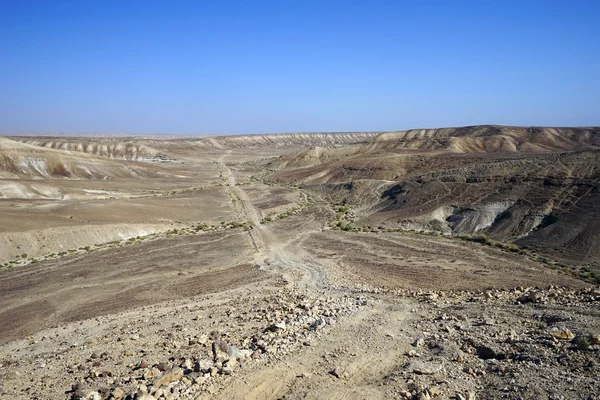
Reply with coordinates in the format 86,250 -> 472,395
1,0 -> 598,134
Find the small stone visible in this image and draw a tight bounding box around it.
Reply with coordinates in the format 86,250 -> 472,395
418,391 -> 431,400
111,387 -> 125,400
194,376 -> 209,385
156,362 -> 171,372
518,291 -> 542,303
412,338 -> 425,347
475,344 -> 505,360
194,359 -> 213,373
227,345 -> 241,360
548,327 -> 575,341
138,385 -> 149,397
329,367 -> 348,380
268,322 -> 286,332
225,357 -> 238,368
152,367 -> 183,388
222,365 -> 234,375
239,349 -> 252,359
143,367 -> 161,380
212,341 -> 230,362
196,334 -> 209,345
427,386 -> 441,397
411,361 -> 441,375
76,391 -> 101,400
70,383 -> 89,399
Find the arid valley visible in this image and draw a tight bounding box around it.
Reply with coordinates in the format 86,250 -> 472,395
0,126 -> 599,400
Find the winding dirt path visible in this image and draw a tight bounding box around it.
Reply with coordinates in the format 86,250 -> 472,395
209,154 -> 418,400
217,153 -> 327,289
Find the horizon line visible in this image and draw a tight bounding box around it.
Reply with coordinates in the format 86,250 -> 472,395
2,124 -> 600,138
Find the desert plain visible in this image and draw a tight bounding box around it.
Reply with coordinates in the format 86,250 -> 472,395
0,126 -> 599,400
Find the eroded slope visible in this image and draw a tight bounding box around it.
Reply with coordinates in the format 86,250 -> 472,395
270,126 -> 600,267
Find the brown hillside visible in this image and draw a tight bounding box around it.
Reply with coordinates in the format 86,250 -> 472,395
270,126 -> 600,266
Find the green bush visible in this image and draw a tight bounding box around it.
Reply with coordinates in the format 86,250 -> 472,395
195,224 -> 209,231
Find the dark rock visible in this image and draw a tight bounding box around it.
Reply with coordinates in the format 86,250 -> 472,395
156,362 -> 171,372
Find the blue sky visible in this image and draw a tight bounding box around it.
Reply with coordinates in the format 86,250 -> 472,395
1,0 -> 598,134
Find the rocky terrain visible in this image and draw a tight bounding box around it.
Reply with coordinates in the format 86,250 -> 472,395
271,126 -> 600,271
0,127 -> 598,399
1,283 -> 598,400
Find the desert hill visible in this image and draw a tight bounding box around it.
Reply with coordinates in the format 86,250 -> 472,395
13,137 -> 172,163
272,125 -> 600,170
372,125 -> 600,152
0,137 -> 176,180
270,126 -> 600,266
193,131 -> 379,149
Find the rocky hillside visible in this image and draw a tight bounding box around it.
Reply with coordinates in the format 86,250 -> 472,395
372,125 -> 600,153
269,126 -> 600,266
194,132 -> 379,149
272,126 -> 600,171
373,151 -> 600,264
0,137 -> 176,180
13,137 -> 175,163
